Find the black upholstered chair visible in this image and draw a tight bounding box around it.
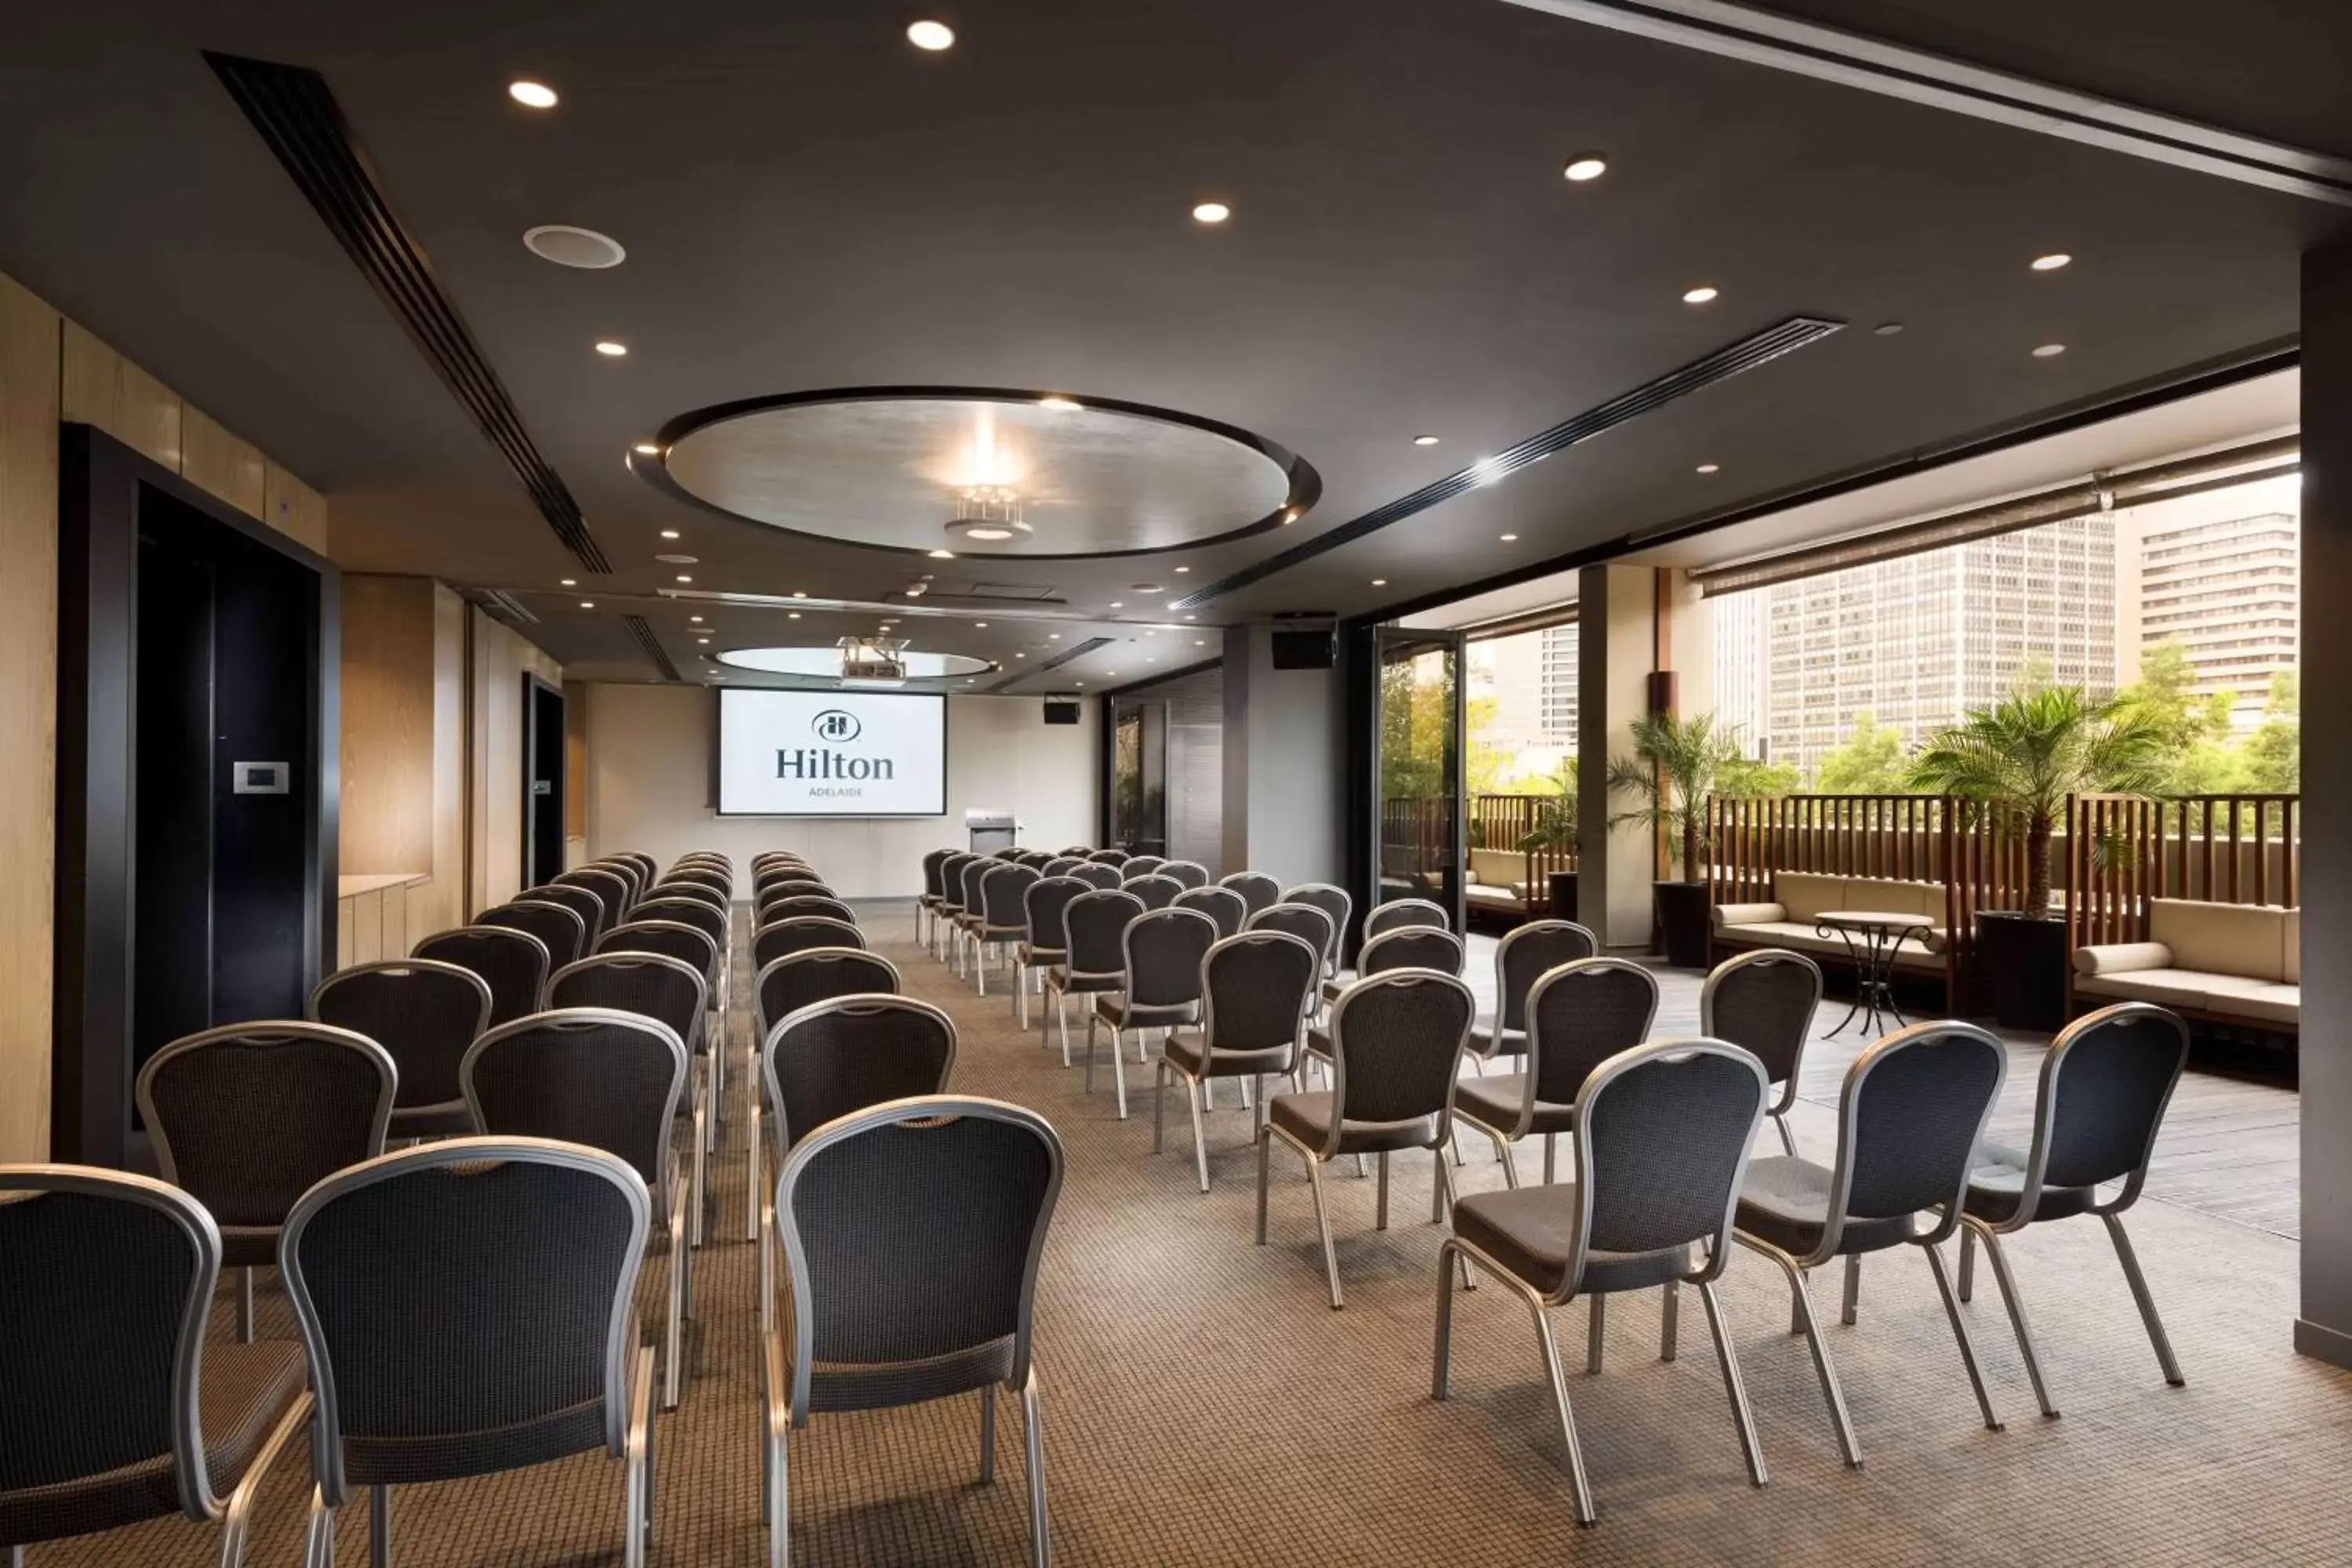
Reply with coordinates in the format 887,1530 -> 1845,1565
1088,906 -> 1218,1120
661,863 -> 734,899
281,1138 -> 655,1568
585,859 -> 643,916
1121,873 -> 1182,912
462,1011 -> 695,1407
1733,1019 -> 2009,1465
1700,949 -> 1824,1157
931,853 -> 978,958
1454,957 -> 1659,1186
949,857 -> 997,978
597,920 -> 726,1147
413,925 -> 551,1031
1085,848 -> 1128,866
555,865 -> 636,927
309,959 -> 492,1139
478,898 -> 589,972
637,895 -> 729,960
1044,889 -> 1142,1069
968,863 -> 1043,997
1121,855 -> 1166,877
745,948 -> 905,1242
754,916 -> 866,971
764,1097 -> 1062,1568
648,879 -> 730,914
1257,970 -> 1476,1309
916,848 -> 956,948
760,891 -> 851,928
1016,877 -> 1087,1033
1955,1001 -> 2190,1417
1174,884 -> 1247,941
1156,930 -> 1320,1191
610,850 -> 658,886
1367,897 -> 1450,940
1319,922 -> 1463,1007
1160,860 -> 1210,890
1040,856 -> 1084,879
523,881 -> 610,946
547,952 -> 714,1247
0,1167 -> 313,1568
1436,1038 -> 1773,1525
1218,871 -> 1281,918
1279,884 -> 1352,978
1068,862 -> 1122,891
1470,920 -> 1599,1066
135,1022 -> 396,1343
1244,902 -> 1334,971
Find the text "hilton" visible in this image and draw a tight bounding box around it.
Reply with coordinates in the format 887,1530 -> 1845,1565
776,748 -> 895,781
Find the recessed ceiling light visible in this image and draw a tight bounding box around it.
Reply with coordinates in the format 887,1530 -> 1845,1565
906,20 -> 955,50
698,637 -> 710,644
1195,639 -> 1207,646
1183,615 -> 1196,621
2031,252 -> 2073,271
659,528 -> 680,539
1682,285 -> 1719,304
1696,463 -> 1720,474
1038,395 -> 1080,410
2033,343 -> 2067,358
975,622 -> 988,628
523,225 -> 626,270
689,615 -> 704,622
1563,154 -> 1608,182
1174,565 -> 1191,574
788,612 -> 800,619
560,578 -> 577,586
1874,321 -> 1905,336
655,554 -> 697,564
1282,509 -> 1300,524
928,548 -> 956,559
1109,601 -> 1123,609
1414,434 -> 1440,446
1134,584 -> 1163,594
1048,633 -> 1061,641
676,574 -> 692,583
579,601 -> 595,609
1371,579 -> 1387,587
593,340 -> 628,357
792,591 -> 807,598
1192,201 -> 1231,225
1499,533 -> 1519,542
1075,681 -> 1084,687
634,443 -> 662,456
507,79 -> 558,109
1108,671 -> 1119,677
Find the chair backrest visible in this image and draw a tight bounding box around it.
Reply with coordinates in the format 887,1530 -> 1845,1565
1160,860 -> 1210,889
1122,855 -> 1166,877
1123,873 -> 1182,910
413,926 -> 552,1031
756,949 -> 902,1042
1359,925 -> 1465,978
1086,849 -> 1128,866
981,863 -> 1042,927
2016,1002 -> 2188,1213
775,1097 -> 1062,1423
1122,907 -> 1219,1007
310,958 -> 492,1113
1201,931 -> 1320,1053
477,898 -> 588,971
1367,898 -> 1450,938
660,864 -> 731,898
1700,949 -> 1823,1098
1041,856 -> 1083,878
1245,902 -> 1334,968
1826,1021 -> 2008,1247
0,1167 -> 223,1522
958,857 -> 994,915
1323,971 -> 1476,1142
523,882 -> 608,944
461,1011 -> 687,1206
763,996 -> 958,1150
610,851 -> 656,884
136,1024 -> 397,1231
1174,884 -> 1247,939
554,866 -> 633,923
545,952 -> 708,1055
758,877 -> 834,904
595,920 -> 720,991
635,895 -> 728,958
1069,862 -> 1123,890
920,848 -> 953,899
1492,920 -> 1599,1034
1024,876 -> 1087,954
583,860 -> 641,913
648,879 -> 729,913
1281,884 -> 1352,972
754,916 -> 866,969
281,1138 -> 649,1502
937,854 -> 978,911
765,893 -> 858,927
1218,871 -> 1282,917
1526,958 -> 1661,1106
1062,889 -> 1144,977
1562,1039 -> 1770,1299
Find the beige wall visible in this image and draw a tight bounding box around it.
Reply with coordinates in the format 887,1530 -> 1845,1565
469,608 -> 565,914
338,575 -> 472,941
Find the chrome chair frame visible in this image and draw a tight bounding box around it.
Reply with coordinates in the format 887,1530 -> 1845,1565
543,951 -> 713,1251
743,947 -> 905,1241
1043,890 -> 1142,1070
1153,930 -> 1319,1191
1087,906 -> 1218,1120
1450,956 -> 1659,1188
307,958 -> 492,1140
1700,948 -> 1825,1158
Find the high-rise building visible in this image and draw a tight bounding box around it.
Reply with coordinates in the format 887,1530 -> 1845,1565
1709,590 -> 1770,758
2115,477 -> 2300,728
1538,624 -> 1577,738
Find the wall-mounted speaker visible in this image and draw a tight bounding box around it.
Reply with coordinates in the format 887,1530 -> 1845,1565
1043,698 -> 1082,726
1270,630 -> 1334,670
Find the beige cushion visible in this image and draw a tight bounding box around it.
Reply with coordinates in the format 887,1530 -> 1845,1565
2150,899 -> 2287,982
1466,849 -> 1525,892
2074,967 -> 2226,1007
1465,883 -> 1524,909
2285,909 -> 2301,984
2217,982 -> 2299,1025
1774,873 -> 1848,923
2074,942 -> 2172,977
1712,901 -> 1785,929
1715,919 -> 1944,971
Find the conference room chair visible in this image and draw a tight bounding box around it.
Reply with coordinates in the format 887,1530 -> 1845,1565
1955,1001 -> 2191,1418
1218,870 -> 1282,919
757,876 -> 834,905
1367,897 -> 1450,939
1122,873 -> 1182,912
1280,884 -> 1353,978
754,915 -> 867,970
1306,927 -> 1468,1083
523,880 -> 609,946
597,856 -> 648,904
281,1138 -> 656,1568
462,1010 -> 695,1408
1044,889 -> 1142,1070
650,879 -> 731,913
1089,906 -> 1218,1120
1243,902 -> 1335,978
763,893 -> 855,935
1015,876 -> 1086,1033
0,1167 -> 313,1568
414,925 -> 551,1031
1257,969 -> 1477,1309
1040,855 -> 1084,879
1700,949 -> 1825,1158
757,996 -> 958,1334
916,848 -> 955,946
308,958 -> 492,1139
1468,920 -> 1599,1069
1156,929 -> 1320,1192
745,947 -> 903,1241
1159,860 -> 1210,890
1068,862 -> 1122,891
1014,849 -> 1057,869
611,850 -> 658,886
636,894 -> 732,1022
547,950 -> 714,1248
133,1022 -> 397,1345
764,1097 -> 1062,1568
663,862 -> 734,896
1084,848 -> 1128,866
1733,1019 -> 2010,1466
1120,855 -> 1166,877
1174,884 -> 1247,940
478,897 -> 589,972
950,857 -> 998,978
599,920 -> 725,1148
1057,844 -> 1093,858
965,863 -> 1041,996
554,865 -> 635,927
1436,1038 -> 1774,1526
1454,957 -> 1660,1187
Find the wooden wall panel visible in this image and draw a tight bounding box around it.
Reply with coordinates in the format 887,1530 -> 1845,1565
263,462 -> 329,553
180,405 -> 267,519
339,576 -> 439,877
0,274 -> 60,1162
421,585 -> 466,939
59,320 -> 182,471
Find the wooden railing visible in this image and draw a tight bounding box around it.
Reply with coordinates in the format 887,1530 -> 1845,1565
1381,793 -> 1578,912
2068,792 -> 2301,949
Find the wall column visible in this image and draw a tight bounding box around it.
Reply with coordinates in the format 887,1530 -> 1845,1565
1222,626 -> 1343,891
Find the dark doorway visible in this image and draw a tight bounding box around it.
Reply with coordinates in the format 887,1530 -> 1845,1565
524,675 -> 566,887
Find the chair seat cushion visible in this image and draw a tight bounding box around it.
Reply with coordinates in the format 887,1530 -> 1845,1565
1452,1073 -> 1573,1137
1165,1030 -> 1291,1079
1962,1142 -> 2096,1226
346,1399 -> 609,1486
1094,995 -> 1200,1030
801,1337 -> 1017,1415
1454,1183 -> 1692,1297
1304,1022 -> 1331,1059
1267,1091 -> 1438,1156
2074,967 -> 2230,1008
1735,1155 -> 1919,1258
1046,967 -> 1120,996
1320,973 -> 1356,1004
1017,944 -> 1067,967
1468,1018 -> 1526,1060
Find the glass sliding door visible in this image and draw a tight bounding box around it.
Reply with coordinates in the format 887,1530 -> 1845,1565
1109,699 -> 1169,855
1371,626 -> 1467,933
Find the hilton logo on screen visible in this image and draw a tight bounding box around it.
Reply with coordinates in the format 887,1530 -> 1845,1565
778,709 -> 894,786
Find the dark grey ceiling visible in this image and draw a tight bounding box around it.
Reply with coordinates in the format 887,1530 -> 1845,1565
0,0 -> 2341,689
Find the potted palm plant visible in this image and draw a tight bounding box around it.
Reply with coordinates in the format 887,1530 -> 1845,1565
1515,758 -> 1579,917
1907,685 -> 2165,1026
1606,711 -> 1739,966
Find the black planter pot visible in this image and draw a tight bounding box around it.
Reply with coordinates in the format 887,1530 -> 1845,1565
1976,909 -> 2069,1031
1653,880 -> 1712,967
1547,871 -> 1579,921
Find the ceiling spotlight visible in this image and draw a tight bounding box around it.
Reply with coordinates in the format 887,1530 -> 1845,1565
1563,154 -> 1608,182
1134,584 -> 1163,594
560,578 -> 577,586
1682,285 -> 1719,304
1500,533 -> 1519,542
1874,321 -> 1905,336
2033,343 -> 2067,358
1696,463 -> 1720,474
1192,201 -> 1231,225
1038,395 -> 1080,410
928,548 -> 956,558
1075,681 -> 1085,687
1174,565 -> 1191,574
788,612 -> 800,619
2031,252 -> 2073,271
792,591 -> 807,598
906,20 -> 955,50
1109,601 -> 1124,609
1371,579 -> 1388,587
634,443 -> 661,456
1414,434 -> 1440,446
1282,508 -> 1300,524
1183,615 -> 1196,621
1048,633 -> 1061,641
689,615 -> 704,622
523,224 -> 626,270
698,637 -> 710,644
507,79 -> 558,109
593,340 -> 629,357
1195,640 -> 1207,647
579,601 -> 595,609
675,574 -> 692,583
659,528 -> 680,539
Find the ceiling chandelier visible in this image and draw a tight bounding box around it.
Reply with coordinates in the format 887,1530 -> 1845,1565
945,484 -> 1031,545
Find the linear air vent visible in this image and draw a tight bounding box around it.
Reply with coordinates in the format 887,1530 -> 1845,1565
477,588 -> 539,625
1168,316 -> 1843,610
985,636 -> 1113,692
624,615 -> 681,681
205,52 -> 612,575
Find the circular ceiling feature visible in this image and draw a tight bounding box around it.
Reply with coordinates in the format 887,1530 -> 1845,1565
524,224 -> 626,269
644,387 -> 1319,559
717,645 -> 997,682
